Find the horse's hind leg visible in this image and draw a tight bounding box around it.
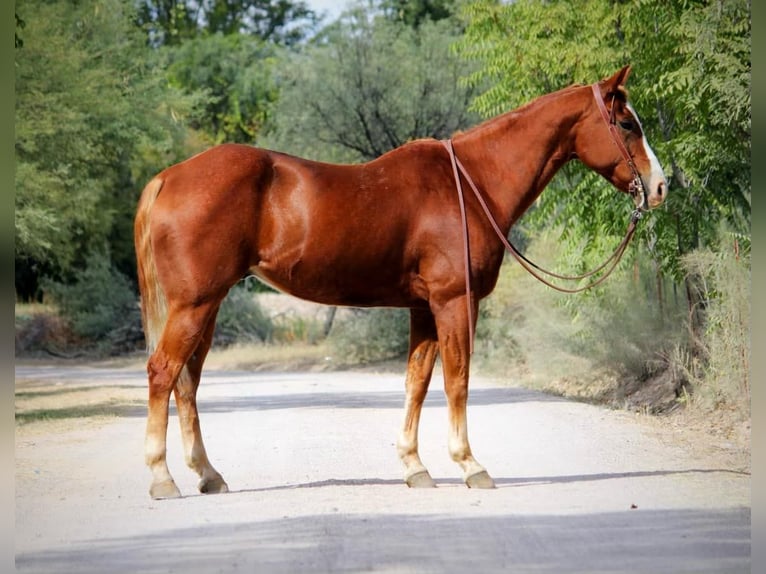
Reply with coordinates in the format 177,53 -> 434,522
174,309 -> 229,494
145,303 -> 218,499
398,308 -> 439,488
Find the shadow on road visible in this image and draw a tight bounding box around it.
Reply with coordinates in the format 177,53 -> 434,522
16,507 -> 750,573
16,386 -> 563,422
216,467 -> 748,494
196,386 -> 563,414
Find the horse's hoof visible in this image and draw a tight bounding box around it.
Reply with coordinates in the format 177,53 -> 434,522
199,475 -> 229,494
465,470 -> 496,489
150,479 -> 182,499
405,470 -> 437,488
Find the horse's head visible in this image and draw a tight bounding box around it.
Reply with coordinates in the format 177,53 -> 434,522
575,65 -> 667,210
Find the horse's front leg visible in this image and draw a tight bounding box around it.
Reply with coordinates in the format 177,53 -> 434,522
434,296 -> 496,489
398,308 -> 440,487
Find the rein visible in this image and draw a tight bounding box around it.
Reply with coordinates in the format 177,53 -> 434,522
442,82 -> 646,353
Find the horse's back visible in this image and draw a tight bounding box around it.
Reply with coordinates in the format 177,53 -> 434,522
157,144 -> 271,199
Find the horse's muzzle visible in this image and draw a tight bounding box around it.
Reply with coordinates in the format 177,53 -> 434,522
646,178 -> 667,209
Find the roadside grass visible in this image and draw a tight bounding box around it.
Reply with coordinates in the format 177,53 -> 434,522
470,235 -> 681,407
203,341 -> 334,371
15,383 -> 145,426
15,302 -> 57,317
15,403 -> 142,425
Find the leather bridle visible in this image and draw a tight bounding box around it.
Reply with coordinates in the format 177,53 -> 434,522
590,83 -> 648,211
442,82 -> 647,353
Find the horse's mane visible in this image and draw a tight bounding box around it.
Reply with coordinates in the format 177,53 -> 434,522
458,79 -> 630,139
458,83 -> 585,138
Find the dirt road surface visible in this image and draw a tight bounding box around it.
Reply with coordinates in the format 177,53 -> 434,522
15,364 -> 750,573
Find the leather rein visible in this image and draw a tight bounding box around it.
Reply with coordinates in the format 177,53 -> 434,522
442,82 -> 647,354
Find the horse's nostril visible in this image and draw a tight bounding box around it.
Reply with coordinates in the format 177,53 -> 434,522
657,182 -> 665,197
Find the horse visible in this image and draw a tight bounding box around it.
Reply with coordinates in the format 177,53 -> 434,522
134,65 -> 667,499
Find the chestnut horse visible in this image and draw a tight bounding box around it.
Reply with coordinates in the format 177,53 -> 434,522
134,65 -> 666,498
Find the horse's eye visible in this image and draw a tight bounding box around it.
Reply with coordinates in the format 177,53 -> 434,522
619,120 -> 634,131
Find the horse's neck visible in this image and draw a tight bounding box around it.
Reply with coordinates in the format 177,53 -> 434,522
451,88 -> 584,230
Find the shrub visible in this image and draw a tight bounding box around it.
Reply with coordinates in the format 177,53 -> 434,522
43,251 -> 140,346
474,273 -> 528,378
15,309 -> 78,356
474,229 -> 688,405
679,235 -> 750,414
328,308 -> 409,364
271,314 -> 326,345
214,284 -> 274,346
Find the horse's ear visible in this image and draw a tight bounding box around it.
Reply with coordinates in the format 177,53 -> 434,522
598,65 -> 632,97
614,64 -> 632,86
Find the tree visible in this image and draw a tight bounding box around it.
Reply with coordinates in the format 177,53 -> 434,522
380,0 -> 459,26
14,0 -> 196,299
621,0 -> 750,341
139,2 -> 312,147
136,0 -> 319,46
264,8 -> 479,162
628,0 -> 751,256
456,0 -> 750,374
457,0 -> 750,285
162,34 -> 280,144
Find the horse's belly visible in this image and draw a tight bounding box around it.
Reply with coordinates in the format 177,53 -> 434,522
249,257 -> 415,308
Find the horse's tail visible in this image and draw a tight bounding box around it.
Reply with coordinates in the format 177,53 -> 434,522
134,177 -> 167,353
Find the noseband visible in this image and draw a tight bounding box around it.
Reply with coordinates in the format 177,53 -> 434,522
442,83 -> 647,353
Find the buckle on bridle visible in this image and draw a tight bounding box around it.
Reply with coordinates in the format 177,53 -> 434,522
629,178 -> 644,223
629,175 -> 647,213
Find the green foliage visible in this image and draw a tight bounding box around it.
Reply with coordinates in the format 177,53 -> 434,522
457,0 -> 750,283
43,252 -> 139,342
476,232 -> 686,386
615,0 -> 751,283
15,305 -> 75,356
162,34 -> 280,144
14,0 -> 197,296
455,1 -> 750,399
328,309 -> 410,364
458,0 -> 625,117
263,10 -> 479,161
215,285 -> 274,346
136,0 -> 319,46
15,11 -> 25,48
381,0 -> 459,26
136,0 -> 199,45
474,284 -> 526,378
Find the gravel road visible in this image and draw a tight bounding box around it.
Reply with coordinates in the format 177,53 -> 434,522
15,365 -> 750,573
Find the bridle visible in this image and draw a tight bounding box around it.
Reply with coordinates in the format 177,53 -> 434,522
590,83 -> 648,211
443,82 -> 648,354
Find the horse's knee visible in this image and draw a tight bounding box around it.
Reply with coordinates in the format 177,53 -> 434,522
146,353 -> 179,395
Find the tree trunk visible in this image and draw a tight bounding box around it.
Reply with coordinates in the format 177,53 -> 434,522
323,306 -> 338,337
